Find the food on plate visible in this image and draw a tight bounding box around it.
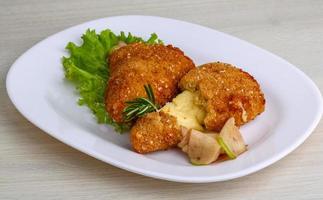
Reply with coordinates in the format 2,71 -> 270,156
179,62 -> 265,131
184,129 -> 221,165
177,118 -> 245,165
129,62 -> 264,164
161,90 -> 206,131
105,42 -> 195,123
122,84 -> 160,122
129,85 -> 182,153
178,117 -> 247,165
63,29 -> 163,132
131,112 -> 246,164
131,111 -> 182,153
63,29 -> 265,166
217,117 -> 247,158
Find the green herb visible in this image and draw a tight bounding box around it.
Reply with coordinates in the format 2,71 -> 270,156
62,29 -> 162,133
123,84 -> 160,122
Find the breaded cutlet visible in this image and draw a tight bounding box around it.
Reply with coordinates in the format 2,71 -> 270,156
179,62 -> 265,131
105,43 -> 195,122
130,111 -> 182,153
131,62 -> 265,153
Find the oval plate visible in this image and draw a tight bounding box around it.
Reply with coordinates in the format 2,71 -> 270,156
6,16 -> 323,183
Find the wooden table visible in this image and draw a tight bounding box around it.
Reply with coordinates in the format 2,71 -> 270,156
1,1 -> 323,199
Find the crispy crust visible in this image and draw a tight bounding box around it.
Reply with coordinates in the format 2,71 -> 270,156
179,62 -> 265,131
105,43 -> 195,122
130,111 -> 182,153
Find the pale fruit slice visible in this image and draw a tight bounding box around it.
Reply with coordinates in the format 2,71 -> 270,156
219,117 -> 247,157
188,130 -> 221,165
206,133 -> 225,155
178,127 -> 191,153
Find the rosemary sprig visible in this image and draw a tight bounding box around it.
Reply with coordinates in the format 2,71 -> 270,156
122,84 -> 159,122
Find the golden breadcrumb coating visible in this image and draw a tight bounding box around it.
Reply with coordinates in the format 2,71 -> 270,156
131,62 -> 265,154
179,62 -> 265,131
130,111 -> 182,153
105,43 -> 195,122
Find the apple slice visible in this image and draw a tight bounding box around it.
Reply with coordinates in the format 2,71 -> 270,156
188,130 -> 221,165
218,117 -> 247,158
178,127 -> 191,153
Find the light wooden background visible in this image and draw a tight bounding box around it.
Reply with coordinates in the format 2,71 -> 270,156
1,1 -> 323,199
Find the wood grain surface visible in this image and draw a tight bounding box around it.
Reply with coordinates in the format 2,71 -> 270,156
1,0 -> 323,199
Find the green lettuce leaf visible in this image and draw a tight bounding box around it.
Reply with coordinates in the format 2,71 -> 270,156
62,29 -> 162,133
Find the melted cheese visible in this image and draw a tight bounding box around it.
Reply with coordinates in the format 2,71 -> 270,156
161,90 -> 206,131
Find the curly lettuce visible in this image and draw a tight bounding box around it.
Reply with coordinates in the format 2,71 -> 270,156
62,29 -> 162,133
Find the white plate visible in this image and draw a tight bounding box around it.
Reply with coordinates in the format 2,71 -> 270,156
6,15 -> 323,183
